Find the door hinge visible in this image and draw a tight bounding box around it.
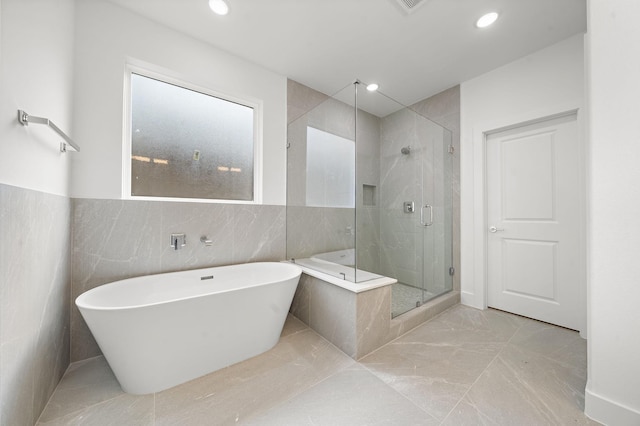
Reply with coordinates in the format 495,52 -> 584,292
449,266 -> 455,276
448,146 -> 455,155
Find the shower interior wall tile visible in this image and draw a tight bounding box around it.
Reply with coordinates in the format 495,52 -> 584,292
287,79 -> 330,125
70,198 -> 286,362
286,206 -> 355,260
356,207 -> 380,274
323,207 -> 355,251
307,98 -> 355,141
410,85 -> 461,128
286,117 -> 307,207
0,184 -> 71,426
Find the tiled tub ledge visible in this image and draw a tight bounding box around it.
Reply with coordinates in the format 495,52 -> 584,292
290,265 -> 460,359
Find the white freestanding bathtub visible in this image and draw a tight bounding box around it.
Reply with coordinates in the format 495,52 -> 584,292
75,262 -> 302,395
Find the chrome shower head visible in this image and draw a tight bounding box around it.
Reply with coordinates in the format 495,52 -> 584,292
401,146 -> 411,155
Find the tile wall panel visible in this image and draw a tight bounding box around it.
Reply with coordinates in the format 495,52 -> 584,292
0,184 -> 71,425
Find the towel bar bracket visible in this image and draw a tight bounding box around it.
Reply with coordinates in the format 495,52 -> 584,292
17,109 -> 80,153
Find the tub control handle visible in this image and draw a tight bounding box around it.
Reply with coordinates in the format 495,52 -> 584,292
200,236 -> 213,246
170,233 -> 186,250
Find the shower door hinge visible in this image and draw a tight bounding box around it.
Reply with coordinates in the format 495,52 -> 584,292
448,146 -> 455,155
286,141 -> 291,149
449,266 -> 455,276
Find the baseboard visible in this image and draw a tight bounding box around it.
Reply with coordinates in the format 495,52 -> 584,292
460,291 -> 483,309
585,385 -> 640,425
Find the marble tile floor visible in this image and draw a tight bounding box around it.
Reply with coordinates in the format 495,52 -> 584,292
36,305 -> 599,425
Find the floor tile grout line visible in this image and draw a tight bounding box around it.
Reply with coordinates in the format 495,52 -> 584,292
438,315 -> 526,424
238,354 -> 356,423
356,303 -> 460,362
237,325 -> 358,424
438,345 -> 505,424
504,319 -> 587,371
356,361 -> 443,422
36,391 -> 129,425
264,310 -> 457,422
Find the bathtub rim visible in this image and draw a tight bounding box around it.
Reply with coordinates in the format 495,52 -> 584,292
292,261 -> 396,293
76,261 -> 302,312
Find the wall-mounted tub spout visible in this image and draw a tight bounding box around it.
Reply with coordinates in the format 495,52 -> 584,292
200,236 -> 213,246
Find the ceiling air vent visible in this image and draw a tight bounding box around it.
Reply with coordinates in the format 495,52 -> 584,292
393,0 -> 429,14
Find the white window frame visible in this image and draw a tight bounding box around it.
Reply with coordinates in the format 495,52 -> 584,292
122,63 -> 263,204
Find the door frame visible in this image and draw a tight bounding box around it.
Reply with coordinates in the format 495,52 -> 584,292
461,102 -> 587,336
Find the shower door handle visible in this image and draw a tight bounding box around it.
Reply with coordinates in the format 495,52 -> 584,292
420,204 -> 433,227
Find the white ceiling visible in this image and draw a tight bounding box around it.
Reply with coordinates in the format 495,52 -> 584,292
107,0 -> 586,112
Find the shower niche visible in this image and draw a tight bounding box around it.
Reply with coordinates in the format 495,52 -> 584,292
287,81 -> 454,318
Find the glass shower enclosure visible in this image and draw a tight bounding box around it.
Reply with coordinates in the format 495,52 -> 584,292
286,81 -> 453,317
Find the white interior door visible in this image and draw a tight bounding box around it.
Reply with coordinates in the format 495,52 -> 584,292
486,112 -> 583,331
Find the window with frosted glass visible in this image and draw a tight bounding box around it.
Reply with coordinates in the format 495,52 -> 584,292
130,73 -> 254,201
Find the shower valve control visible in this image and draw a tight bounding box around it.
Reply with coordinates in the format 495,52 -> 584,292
403,201 -> 415,213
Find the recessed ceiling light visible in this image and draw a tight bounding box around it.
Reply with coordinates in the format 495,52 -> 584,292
209,0 -> 229,15
476,12 -> 499,28
366,83 -> 379,92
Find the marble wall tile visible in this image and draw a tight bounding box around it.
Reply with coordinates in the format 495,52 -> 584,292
355,286 -> 392,357
1,339 -> 35,426
232,204 -> 286,263
71,198 -> 286,362
356,206 -> 380,274
0,184 -> 71,425
290,274 -> 459,361
71,198 -> 163,361
309,278 -> 357,358
286,116 -> 308,207
289,273 -> 311,325
286,206 -> 355,260
160,201 -> 234,271
287,79 -> 329,125
286,206 -> 326,259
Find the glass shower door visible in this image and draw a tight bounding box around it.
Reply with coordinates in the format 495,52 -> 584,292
420,121 -> 454,304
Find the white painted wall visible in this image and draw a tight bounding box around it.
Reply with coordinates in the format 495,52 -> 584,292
460,34 -> 585,311
71,0 -> 287,204
0,0 -> 75,196
585,0 -> 640,423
